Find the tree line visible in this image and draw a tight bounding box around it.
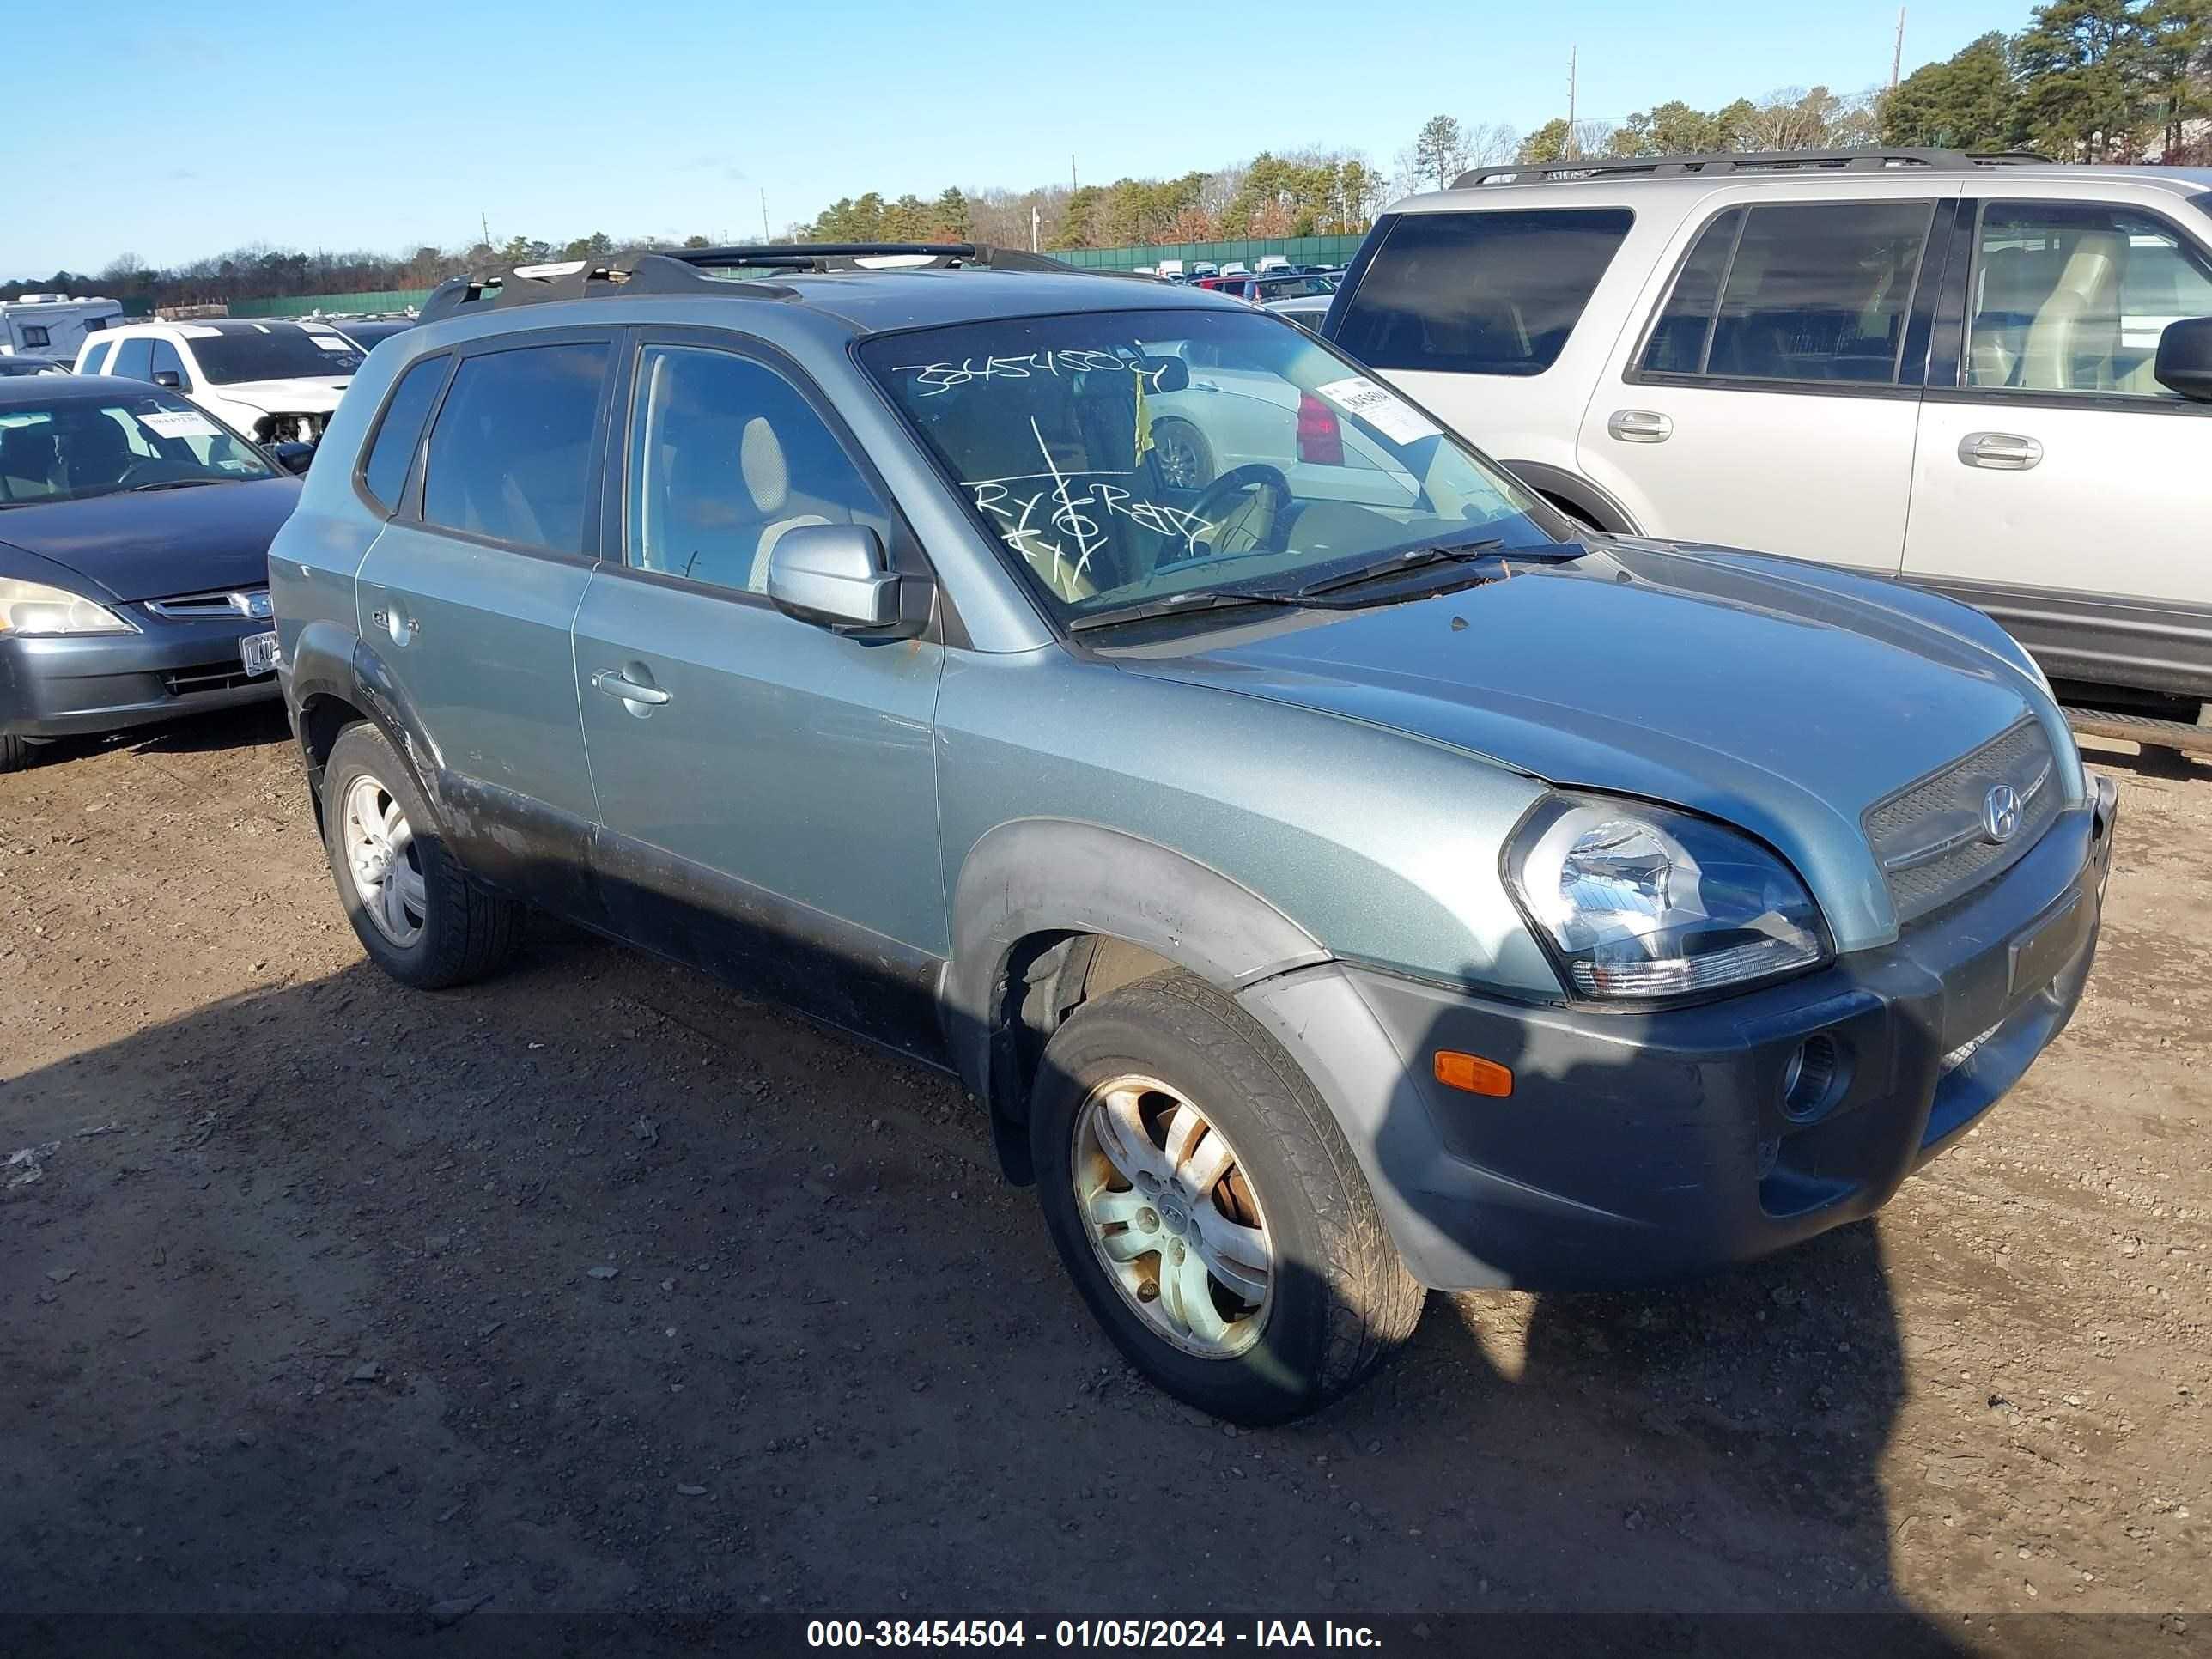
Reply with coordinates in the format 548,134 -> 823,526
7,0 -> 2204,310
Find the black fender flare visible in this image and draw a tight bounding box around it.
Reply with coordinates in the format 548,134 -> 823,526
943,818 -> 1331,1141
1499,460 -> 1642,536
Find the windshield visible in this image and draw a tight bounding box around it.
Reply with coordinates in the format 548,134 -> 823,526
0,392 -> 276,505
1255,274 -> 1338,299
189,326 -> 365,384
860,307 -> 1560,622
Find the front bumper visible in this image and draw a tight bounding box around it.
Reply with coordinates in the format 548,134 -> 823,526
1237,780 -> 2118,1292
0,616 -> 279,740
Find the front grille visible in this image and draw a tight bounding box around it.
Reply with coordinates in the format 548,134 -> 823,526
1865,719 -> 2062,924
163,661 -> 269,696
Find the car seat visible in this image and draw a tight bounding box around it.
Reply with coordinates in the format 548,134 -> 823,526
0,423 -> 58,499
2019,232 -> 2125,393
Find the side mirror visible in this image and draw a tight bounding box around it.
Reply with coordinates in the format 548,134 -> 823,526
2155,316 -> 2212,403
765,524 -> 923,635
151,369 -> 182,389
1139,354 -> 1189,393
270,441 -> 315,474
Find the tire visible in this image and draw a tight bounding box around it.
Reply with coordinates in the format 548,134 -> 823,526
0,735 -> 30,775
1151,418 -> 1216,490
1030,969 -> 1424,1424
320,722 -> 522,990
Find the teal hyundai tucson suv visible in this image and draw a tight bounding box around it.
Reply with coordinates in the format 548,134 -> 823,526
270,243 -> 2117,1424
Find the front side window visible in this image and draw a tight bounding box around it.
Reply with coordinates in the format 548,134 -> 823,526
421,342 -> 608,553
188,325 -> 367,384
358,355 -> 448,511
0,393 -> 274,506
626,344 -> 890,596
1966,201 -> 2212,398
861,307 -> 1559,620
1332,207 -> 1635,376
1694,201 -> 1935,385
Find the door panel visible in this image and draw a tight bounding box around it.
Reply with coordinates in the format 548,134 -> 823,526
354,525 -> 599,903
572,571 -> 946,1045
1576,194 -> 1956,573
574,337 -> 948,1055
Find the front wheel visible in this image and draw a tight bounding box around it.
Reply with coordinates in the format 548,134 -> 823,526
0,734 -> 30,775
1030,970 -> 1423,1424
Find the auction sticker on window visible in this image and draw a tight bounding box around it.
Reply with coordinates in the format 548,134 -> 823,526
1313,374 -> 1438,446
307,333 -> 353,351
140,410 -> 220,440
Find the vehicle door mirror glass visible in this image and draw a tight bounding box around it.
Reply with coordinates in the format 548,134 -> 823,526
765,523 -> 915,634
1139,355 -> 1188,393
271,441 -> 316,474
2154,316 -> 2212,402
151,369 -> 181,389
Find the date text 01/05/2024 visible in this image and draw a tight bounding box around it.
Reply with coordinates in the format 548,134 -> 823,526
805,1620 -> 1383,1649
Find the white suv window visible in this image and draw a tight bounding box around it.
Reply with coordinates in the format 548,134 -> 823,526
1966,202 -> 2212,398
1333,208 -> 1635,377
1638,200 -> 1935,386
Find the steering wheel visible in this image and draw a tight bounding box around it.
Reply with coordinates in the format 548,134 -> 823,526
116,458 -> 171,486
1176,463 -> 1292,562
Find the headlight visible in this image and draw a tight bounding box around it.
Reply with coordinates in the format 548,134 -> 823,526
1505,794 -> 1826,1001
0,577 -> 136,637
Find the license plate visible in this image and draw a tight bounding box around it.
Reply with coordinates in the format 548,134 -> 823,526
240,630 -> 279,678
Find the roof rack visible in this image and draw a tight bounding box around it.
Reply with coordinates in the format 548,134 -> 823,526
1451,147 -> 2051,189
419,242 -> 1104,325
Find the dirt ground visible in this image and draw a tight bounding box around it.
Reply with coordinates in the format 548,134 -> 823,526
2,704 -> 2206,1644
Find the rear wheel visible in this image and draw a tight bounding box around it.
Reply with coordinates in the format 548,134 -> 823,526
0,735 -> 29,775
321,723 -> 522,989
1030,970 -> 1424,1424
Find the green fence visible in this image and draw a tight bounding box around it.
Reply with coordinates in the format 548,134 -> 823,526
229,288 -> 433,319
1054,234 -> 1364,271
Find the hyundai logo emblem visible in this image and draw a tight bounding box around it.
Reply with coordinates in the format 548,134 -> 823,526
1983,784 -> 2021,843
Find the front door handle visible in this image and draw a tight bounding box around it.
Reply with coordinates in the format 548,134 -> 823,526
1607,409 -> 1673,443
590,669 -> 671,707
1959,431 -> 2043,471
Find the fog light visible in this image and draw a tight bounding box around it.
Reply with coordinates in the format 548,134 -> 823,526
1781,1033 -> 1844,1121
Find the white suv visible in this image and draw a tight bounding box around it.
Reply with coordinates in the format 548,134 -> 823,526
1322,149 -> 2212,715
75,319 -> 367,445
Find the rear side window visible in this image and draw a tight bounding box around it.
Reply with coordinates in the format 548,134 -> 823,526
1333,208 -> 1634,376
421,343 -> 607,553
112,338 -> 154,381
1646,201 -> 1935,386
81,341 -> 114,375
359,356 -> 449,511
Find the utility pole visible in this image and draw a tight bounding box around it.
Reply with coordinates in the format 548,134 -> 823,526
1890,7 -> 1905,90
760,190 -> 771,240
480,211 -> 491,251
1566,46 -> 1578,160
1071,155 -> 1079,192
1030,204 -> 1042,253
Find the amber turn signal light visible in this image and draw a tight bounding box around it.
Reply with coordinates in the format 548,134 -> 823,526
1433,1050 -> 1513,1097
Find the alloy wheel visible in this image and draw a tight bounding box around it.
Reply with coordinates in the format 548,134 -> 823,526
342,774 -> 427,948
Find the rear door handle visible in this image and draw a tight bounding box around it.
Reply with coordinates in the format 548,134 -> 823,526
1607,409 -> 1673,443
1959,431 -> 2043,471
591,669 -> 671,707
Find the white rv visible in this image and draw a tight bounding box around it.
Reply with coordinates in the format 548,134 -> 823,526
0,294 -> 125,362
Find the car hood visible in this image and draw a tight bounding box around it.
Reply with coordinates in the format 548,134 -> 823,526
1110,541 -> 2055,946
213,377 -> 350,412
0,476 -> 302,601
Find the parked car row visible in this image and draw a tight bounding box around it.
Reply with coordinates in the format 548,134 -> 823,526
5,164 -> 2166,1421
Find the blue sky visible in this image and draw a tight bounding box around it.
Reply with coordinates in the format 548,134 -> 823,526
8,0 -> 2026,277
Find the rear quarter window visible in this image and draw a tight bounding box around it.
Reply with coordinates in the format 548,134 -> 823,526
358,355 -> 450,512
1334,207 -> 1635,376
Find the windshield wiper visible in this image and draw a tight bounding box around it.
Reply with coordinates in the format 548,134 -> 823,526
1067,589 -> 1310,635
125,478 -> 227,493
